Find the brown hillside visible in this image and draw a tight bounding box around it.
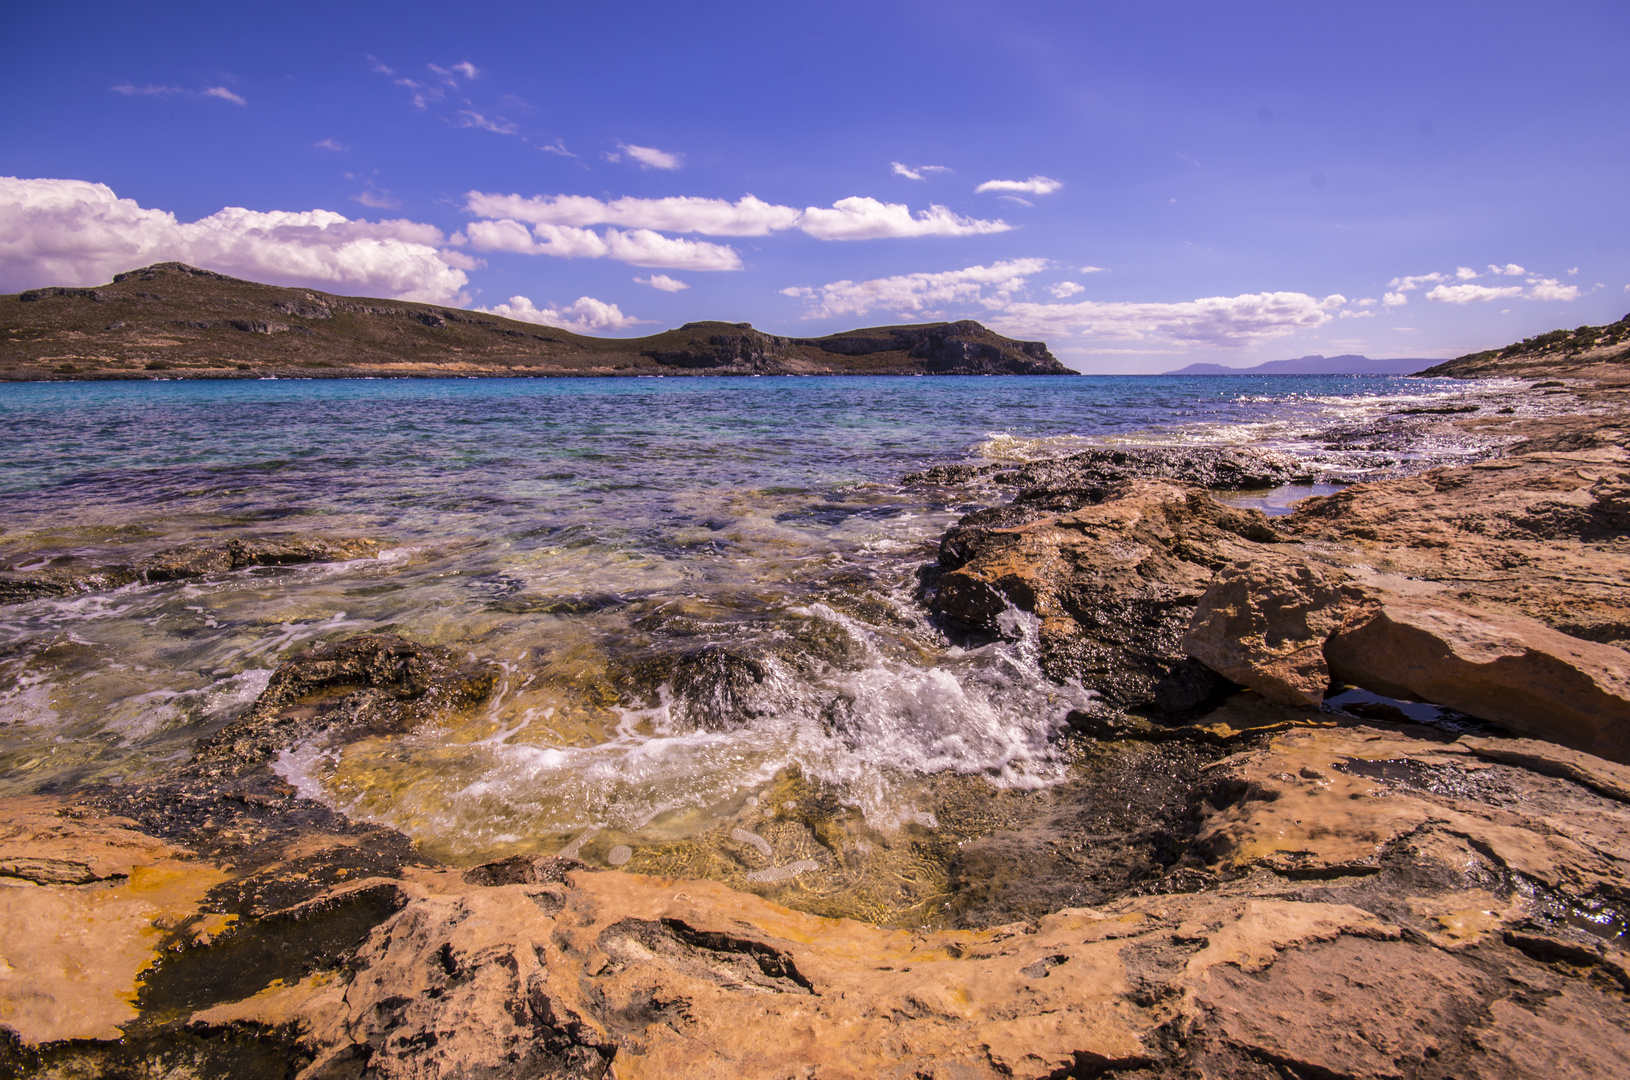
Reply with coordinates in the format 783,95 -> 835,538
0,263 -> 1074,380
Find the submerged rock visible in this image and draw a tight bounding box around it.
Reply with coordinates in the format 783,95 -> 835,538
189,632 -> 497,778
0,535 -> 378,604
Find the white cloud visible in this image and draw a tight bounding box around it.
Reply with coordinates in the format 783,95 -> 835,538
988,291 -> 1339,345
1356,297 -> 1377,307
538,139 -> 576,157
1455,266 -> 1479,280
998,195 -> 1034,208
204,86 -> 247,106
636,273 -> 688,291
0,177 -> 472,303
781,259 -> 1049,320
1488,263 -> 1526,276
1526,277 -> 1580,302
478,294 -> 645,334
795,196 -> 1010,240
458,111 -> 517,135
617,143 -> 682,170
975,176 -> 1063,195
891,163 -> 949,180
603,228 -> 740,270
463,190 -> 1008,241
314,138 -> 347,151
1080,265 -> 1107,274
783,259 -> 1339,344
111,83 -> 185,97
1050,281 -> 1085,298
1567,267 -> 1579,276
1388,272 -> 1447,292
354,189 -> 400,210
1425,283 -> 1524,304
466,192 -> 799,236
462,217 -> 740,270
429,61 -> 480,81
1382,292 -> 1407,306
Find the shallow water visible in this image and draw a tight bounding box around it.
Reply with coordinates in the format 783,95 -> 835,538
0,373 -> 1543,910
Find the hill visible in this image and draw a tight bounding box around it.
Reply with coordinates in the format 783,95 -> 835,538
0,263 -> 1075,380
1163,353 -> 1435,376
1417,314 -> 1630,379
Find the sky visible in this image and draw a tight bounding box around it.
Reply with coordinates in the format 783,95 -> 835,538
2,0 -> 1626,372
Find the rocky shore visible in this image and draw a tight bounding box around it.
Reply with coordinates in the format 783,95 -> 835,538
3,332 -> 1630,1077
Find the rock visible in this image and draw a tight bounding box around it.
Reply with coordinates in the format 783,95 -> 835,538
9,717 -> 1630,1077
906,444 -> 1307,490
1182,559 -> 1354,706
667,645 -> 775,732
138,535 -> 378,582
932,478 -> 1276,713
1324,596 -> 1630,765
0,535 -> 378,603
188,633 -> 497,777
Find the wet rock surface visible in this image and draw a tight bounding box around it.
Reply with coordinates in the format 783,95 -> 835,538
0,534 -> 378,604
6,707 -> 1630,1079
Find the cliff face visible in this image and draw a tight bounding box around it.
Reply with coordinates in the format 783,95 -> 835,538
0,263 -> 1075,379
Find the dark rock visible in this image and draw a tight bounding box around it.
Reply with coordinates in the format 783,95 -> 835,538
464,854 -> 588,887
906,445 -> 1307,491
188,633 -> 498,777
668,645 -> 774,732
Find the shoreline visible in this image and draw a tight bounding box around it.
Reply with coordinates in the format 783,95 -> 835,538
2,355 -> 1629,1076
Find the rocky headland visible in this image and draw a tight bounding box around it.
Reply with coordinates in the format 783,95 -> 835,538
3,320 -> 1630,1077
0,263 -> 1072,380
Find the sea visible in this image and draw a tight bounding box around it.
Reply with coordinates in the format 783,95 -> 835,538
0,373 -> 1540,894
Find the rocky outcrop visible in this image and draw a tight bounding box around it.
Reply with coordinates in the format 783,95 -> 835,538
188,633 -> 497,778
7,713 -> 1630,1078
0,535 -> 378,603
928,451 -> 1292,714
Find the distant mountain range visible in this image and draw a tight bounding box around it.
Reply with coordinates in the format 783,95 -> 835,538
1163,354 -> 1435,376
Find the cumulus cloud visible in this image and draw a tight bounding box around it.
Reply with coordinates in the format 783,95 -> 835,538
1526,277 -> 1580,302
463,190 -> 1009,241
1050,281 -> 1085,298
636,273 -> 688,291
0,176 -> 473,303
1425,283 -> 1524,304
314,138 -> 347,151
795,196 -> 1010,240
891,163 -> 949,180
615,143 -> 682,170
1455,266 -> 1479,280
784,256 -> 1339,345
466,192 -> 799,236
1388,272 -> 1447,292
478,294 -> 645,334
781,259 -> 1049,320
204,86 -> 247,106
975,176 -> 1063,195
989,291 -> 1341,345
1080,265 -> 1107,274
463,217 -> 741,270
1488,263 -> 1526,276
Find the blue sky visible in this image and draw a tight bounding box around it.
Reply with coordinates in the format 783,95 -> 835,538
3,0 -> 1626,371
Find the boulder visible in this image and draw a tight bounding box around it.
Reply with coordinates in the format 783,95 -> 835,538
1181,559 -> 1354,706
1324,596 -> 1630,765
